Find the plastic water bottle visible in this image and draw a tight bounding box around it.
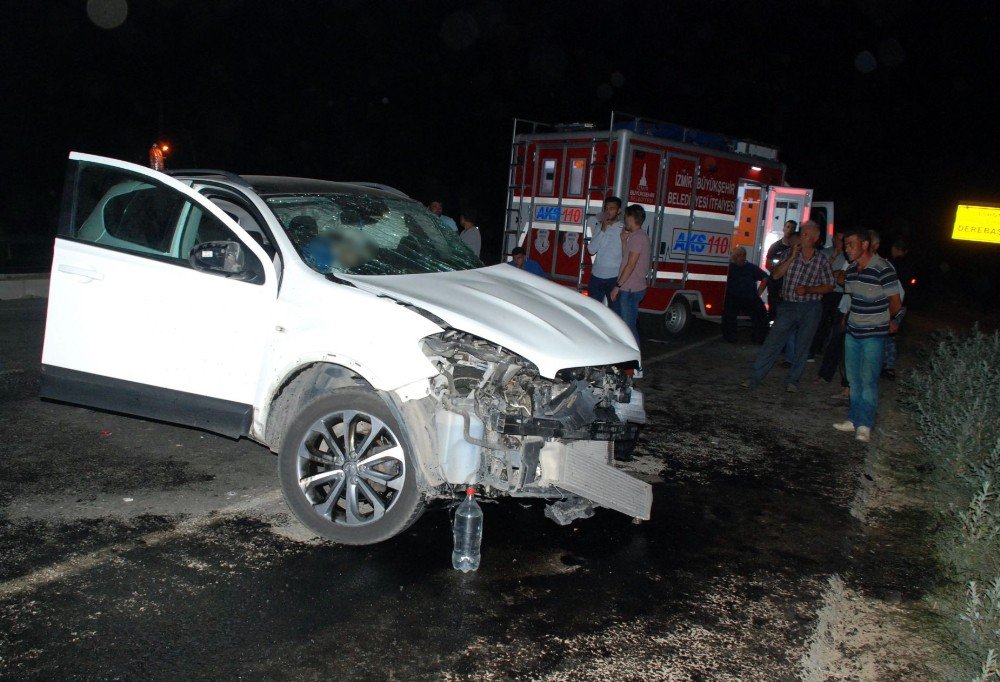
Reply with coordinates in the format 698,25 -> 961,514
452,487 -> 483,572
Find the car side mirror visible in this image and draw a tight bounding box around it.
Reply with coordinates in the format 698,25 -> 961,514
189,241 -> 252,279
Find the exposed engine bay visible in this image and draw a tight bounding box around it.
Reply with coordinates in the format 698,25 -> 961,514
420,330 -> 647,507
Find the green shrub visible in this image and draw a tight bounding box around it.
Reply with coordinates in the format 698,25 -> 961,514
905,328 -> 1000,680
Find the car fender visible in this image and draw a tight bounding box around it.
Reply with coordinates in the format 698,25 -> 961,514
252,276 -> 443,442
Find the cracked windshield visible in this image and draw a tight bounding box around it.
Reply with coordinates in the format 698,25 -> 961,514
266,194 -> 482,276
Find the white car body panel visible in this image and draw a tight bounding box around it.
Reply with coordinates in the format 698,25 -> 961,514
341,264 -> 640,379
250,270 -> 443,437
44,239 -> 275,403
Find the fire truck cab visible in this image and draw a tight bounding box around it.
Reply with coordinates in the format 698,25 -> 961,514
502,113 -> 833,335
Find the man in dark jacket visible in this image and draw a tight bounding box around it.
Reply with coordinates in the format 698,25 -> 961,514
723,246 -> 769,343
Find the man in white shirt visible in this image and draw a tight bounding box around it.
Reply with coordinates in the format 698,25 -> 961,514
585,195 -> 623,305
458,209 -> 482,258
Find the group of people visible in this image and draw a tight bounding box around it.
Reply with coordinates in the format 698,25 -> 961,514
502,196 -> 651,349
427,200 -> 482,258
429,196 -> 652,350
584,196 -> 651,347
737,219 -> 908,442
437,195 -> 906,442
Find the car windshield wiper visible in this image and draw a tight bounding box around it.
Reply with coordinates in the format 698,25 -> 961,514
324,272 -> 356,287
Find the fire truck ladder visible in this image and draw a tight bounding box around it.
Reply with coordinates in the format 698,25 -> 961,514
503,118 -> 552,261
609,111 -> 706,289
576,131 -> 614,290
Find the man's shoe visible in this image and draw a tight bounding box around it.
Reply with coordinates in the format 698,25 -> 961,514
740,380 -> 752,389
833,420 -> 856,433
786,384 -> 797,393
780,360 -> 792,368
855,426 -> 872,442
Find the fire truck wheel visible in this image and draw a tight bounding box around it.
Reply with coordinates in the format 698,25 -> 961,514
663,297 -> 691,336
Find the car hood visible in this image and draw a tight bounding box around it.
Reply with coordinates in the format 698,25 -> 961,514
340,265 -> 639,378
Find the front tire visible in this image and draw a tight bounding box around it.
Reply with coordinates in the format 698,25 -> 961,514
278,388 -> 424,544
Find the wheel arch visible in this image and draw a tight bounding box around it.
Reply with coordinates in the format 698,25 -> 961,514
262,361 -> 446,491
263,362 -> 371,454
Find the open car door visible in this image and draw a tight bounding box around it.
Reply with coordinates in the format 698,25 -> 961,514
41,152 -> 278,436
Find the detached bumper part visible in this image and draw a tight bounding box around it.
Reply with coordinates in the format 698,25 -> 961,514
614,388 -> 646,425
544,496 -> 596,525
539,440 -> 653,520
495,413 -> 638,440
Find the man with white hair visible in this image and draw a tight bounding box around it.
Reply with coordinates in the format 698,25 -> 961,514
743,220 -> 835,392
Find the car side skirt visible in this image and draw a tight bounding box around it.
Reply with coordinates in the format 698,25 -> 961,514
40,365 -> 253,438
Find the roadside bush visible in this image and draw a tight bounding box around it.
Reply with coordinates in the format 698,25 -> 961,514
906,328 -> 1000,681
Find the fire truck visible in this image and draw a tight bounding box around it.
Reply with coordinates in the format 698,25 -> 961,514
502,112 -> 834,335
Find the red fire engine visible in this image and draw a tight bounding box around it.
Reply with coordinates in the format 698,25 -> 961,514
502,112 -> 833,335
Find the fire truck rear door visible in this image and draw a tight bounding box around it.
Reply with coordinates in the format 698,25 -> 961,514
759,186 -> 813,269
809,201 -> 835,248
734,182 -> 765,265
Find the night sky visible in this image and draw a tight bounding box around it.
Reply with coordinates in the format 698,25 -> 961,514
2,0 -> 998,275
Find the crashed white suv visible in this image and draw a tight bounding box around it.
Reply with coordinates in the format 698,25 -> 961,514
42,152 -> 650,544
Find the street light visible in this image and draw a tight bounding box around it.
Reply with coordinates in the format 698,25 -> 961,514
149,142 -> 171,171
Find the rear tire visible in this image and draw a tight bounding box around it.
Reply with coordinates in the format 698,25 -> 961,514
664,296 -> 692,336
278,388 -> 424,545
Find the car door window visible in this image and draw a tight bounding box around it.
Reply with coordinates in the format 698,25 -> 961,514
66,159 -> 264,283
204,195 -> 280,264
178,205 -> 266,284
72,164 -> 186,257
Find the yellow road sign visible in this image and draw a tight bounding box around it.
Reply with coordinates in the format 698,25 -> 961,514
952,204 -> 1000,244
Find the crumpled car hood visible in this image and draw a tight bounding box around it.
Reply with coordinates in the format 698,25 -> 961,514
340,264 -> 639,378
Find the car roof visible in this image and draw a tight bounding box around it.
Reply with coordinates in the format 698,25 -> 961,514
170,170 -> 409,200
243,175 -> 408,199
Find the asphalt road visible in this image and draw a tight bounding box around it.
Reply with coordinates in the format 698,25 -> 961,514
1,299 -> 874,680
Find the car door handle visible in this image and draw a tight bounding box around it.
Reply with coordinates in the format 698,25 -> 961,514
57,264 -> 105,282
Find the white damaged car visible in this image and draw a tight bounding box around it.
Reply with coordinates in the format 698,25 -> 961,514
41,152 -> 650,544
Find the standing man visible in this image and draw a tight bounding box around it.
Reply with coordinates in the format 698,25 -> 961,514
834,228 -> 903,442
817,229 -> 850,389
743,220 -> 834,392
458,210 -> 482,258
427,200 -> 458,233
812,226 -> 847,357
722,246 -> 769,344
609,204 -> 650,347
765,220 -> 797,323
882,236 -> 912,379
586,195 -> 624,305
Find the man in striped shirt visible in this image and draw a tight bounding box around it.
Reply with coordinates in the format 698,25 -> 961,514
833,227 -> 904,442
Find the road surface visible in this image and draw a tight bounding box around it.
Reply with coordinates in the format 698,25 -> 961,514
1,299 -> 886,679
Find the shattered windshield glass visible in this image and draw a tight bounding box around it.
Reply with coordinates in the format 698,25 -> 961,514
265,194 -> 482,275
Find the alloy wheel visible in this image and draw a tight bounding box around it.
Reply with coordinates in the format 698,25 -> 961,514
296,410 -> 406,526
